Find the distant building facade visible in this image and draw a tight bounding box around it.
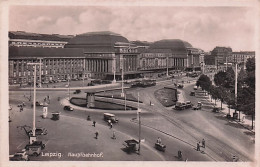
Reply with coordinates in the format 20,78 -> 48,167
8,31 -> 203,85
9,31 -> 73,48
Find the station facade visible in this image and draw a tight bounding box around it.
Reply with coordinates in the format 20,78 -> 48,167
8,31 -> 203,85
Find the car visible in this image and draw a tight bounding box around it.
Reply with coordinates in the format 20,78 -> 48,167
190,91 -> 195,96
174,102 -> 186,110
212,107 -> 220,113
9,151 -> 29,161
64,105 -> 73,111
177,84 -> 184,89
104,113 -> 118,123
193,102 -> 202,110
73,89 -> 81,94
25,141 -> 45,150
193,86 -> 198,90
35,101 -> 43,106
185,101 -> 193,108
28,128 -> 47,136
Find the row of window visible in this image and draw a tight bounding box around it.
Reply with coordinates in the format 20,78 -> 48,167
10,41 -> 65,46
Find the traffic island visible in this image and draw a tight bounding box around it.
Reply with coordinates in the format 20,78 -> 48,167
70,97 -> 137,110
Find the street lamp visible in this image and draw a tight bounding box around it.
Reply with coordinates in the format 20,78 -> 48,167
166,56 -> 169,77
121,58 -> 125,97
67,74 -> 71,100
27,62 -> 42,144
137,92 -> 141,154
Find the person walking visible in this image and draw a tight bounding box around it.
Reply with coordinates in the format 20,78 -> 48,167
112,131 -> 116,139
202,139 -> 205,148
95,132 -> 99,139
93,121 -> 96,127
197,142 -> 200,151
110,122 -> 113,129
157,137 -> 162,144
178,150 -> 182,159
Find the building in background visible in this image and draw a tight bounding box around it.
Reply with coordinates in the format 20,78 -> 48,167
9,31 -> 73,48
211,46 -> 232,69
228,51 -> 255,69
8,31 -> 204,85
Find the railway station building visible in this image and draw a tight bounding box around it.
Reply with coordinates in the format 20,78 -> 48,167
8,31 -> 204,85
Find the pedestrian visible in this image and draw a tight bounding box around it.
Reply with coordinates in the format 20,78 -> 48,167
47,95 -> 49,100
157,137 -> 162,144
202,139 -> 205,148
93,121 -> 96,127
197,142 -> 200,151
112,131 -> 116,139
178,150 -> 182,159
110,122 -> 113,129
95,131 -> 99,139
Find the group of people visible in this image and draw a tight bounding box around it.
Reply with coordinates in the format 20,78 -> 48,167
92,120 -> 116,140
197,138 -> 206,151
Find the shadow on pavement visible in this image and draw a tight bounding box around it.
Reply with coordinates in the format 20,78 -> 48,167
225,121 -> 245,129
243,131 -> 255,136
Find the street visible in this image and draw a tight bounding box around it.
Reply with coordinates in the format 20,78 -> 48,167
8,77 -> 255,161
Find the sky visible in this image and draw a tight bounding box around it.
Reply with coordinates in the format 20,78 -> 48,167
9,5 -> 257,52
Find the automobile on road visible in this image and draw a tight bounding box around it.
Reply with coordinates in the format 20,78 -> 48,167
123,139 -> 139,153
36,101 -> 43,106
154,142 -> 166,152
25,141 -> 45,150
174,101 -> 193,110
9,150 -> 29,161
190,91 -> 195,96
104,113 -> 119,123
64,105 -> 74,111
28,128 -> 47,136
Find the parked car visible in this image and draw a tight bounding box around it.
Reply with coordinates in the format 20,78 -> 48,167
185,101 -> 193,109
190,91 -> 195,96
174,101 -> 193,110
28,128 -> 47,136
174,102 -> 187,110
73,89 -> 81,94
9,150 -> 29,161
64,105 -> 73,111
212,107 -> 220,113
193,86 -> 198,90
193,102 -> 202,110
25,141 -> 45,150
35,101 -> 43,106
177,84 -> 184,89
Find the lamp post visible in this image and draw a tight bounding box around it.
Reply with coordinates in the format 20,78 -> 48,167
121,58 -> 125,97
27,62 -> 42,144
166,56 -> 169,77
67,74 -> 70,100
137,92 -> 141,154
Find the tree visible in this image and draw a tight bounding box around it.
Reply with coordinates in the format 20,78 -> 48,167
214,71 -> 227,87
225,67 -> 235,89
209,86 -> 219,106
196,74 -> 212,93
236,57 -> 255,129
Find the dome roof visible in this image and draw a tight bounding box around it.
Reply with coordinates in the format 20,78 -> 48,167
150,39 -> 192,56
65,31 -> 129,49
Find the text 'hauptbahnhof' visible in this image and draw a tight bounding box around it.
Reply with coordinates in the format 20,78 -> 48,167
9,31 -> 204,85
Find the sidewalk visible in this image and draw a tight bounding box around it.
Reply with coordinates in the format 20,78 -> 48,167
195,89 -> 255,133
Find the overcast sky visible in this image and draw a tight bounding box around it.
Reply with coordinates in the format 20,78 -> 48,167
9,6 -> 257,52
